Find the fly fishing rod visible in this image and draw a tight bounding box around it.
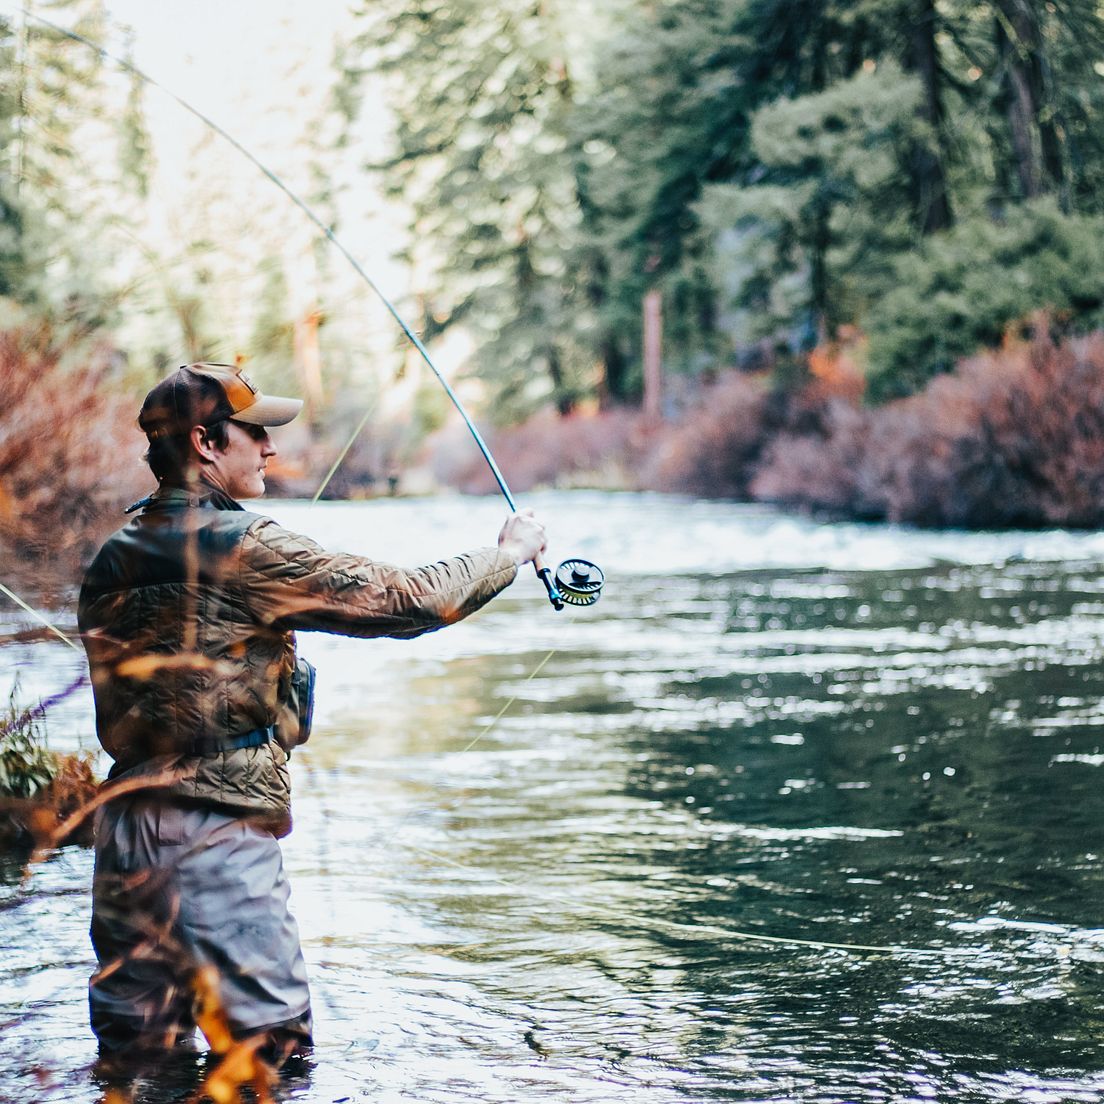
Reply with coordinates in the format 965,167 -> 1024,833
17,8 -> 603,611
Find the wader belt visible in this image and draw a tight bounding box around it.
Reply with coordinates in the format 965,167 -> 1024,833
188,725 -> 276,757
106,725 -> 278,778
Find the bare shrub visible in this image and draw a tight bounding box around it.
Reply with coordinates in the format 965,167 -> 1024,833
414,328 -> 1104,530
752,328 -> 1104,527
0,306 -> 148,587
751,398 -> 884,518
432,406 -> 647,494
644,372 -> 775,497
870,330 -> 1104,527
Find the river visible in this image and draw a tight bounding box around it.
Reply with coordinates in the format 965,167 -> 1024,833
3,491 -> 1104,1102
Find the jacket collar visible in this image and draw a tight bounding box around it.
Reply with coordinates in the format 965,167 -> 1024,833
128,480 -> 245,514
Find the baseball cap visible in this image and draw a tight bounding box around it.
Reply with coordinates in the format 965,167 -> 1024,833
138,363 -> 303,439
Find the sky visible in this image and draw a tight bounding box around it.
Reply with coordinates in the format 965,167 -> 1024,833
103,1 -> 356,135
96,1 -> 374,202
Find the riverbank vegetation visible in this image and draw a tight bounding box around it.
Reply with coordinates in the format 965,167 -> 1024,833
0,680 -> 96,851
445,327 -> 1104,528
0,305 -> 148,591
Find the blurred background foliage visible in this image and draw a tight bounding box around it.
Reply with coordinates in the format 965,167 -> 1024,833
3,0 -> 1104,566
347,0 -> 1104,406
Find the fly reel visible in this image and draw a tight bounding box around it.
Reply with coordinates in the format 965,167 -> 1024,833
553,558 -> 604,607
535,556 -> 604,610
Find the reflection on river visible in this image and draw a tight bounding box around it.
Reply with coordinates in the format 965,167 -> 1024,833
3,492 -> 1104,1102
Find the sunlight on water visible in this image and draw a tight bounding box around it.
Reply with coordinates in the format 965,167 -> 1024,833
3,493 -> 1104,1102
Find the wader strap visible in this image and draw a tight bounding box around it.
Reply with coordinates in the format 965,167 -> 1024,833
188,725 -> 276,757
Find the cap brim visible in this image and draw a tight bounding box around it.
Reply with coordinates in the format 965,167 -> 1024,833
232,394 -> 303,427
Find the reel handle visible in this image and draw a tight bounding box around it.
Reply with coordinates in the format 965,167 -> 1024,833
533,554 -> 565,611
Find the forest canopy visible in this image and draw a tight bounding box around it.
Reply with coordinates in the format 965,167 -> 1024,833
346,0 -> 1104,412
3,2 -> 1104,415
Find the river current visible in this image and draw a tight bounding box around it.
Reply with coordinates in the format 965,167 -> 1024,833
3,491 -> 1104,1102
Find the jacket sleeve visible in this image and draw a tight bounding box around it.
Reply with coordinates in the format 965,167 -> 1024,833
237,518 -> 519,638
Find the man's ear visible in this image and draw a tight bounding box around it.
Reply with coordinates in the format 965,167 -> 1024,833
190,424 -> 219,463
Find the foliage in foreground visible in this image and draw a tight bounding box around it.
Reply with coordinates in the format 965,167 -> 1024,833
0,679 -> 96,850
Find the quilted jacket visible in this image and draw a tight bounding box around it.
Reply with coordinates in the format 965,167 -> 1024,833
78,483 -> 518,831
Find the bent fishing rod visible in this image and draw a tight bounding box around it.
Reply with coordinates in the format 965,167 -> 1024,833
17,7 -> 604,611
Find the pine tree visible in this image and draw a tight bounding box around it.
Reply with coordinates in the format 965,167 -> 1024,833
348,0 -> 607,418
583,0 -> 898,382
0,15 -> 28,297
345,0 -> 1104,407
702,62 -> 923,348
1,0 -> 160,325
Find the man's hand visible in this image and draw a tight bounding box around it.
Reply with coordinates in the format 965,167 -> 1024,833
497,508 -> 548,566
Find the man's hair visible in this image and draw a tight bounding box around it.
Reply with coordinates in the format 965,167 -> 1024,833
141,369 -> 234,483
145,418 -> 231,482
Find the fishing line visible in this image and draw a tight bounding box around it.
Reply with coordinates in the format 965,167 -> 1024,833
311,401 -> 378,505
0,581 -> 80,651
0,10 -> 583,759
357,647 -> 977,962
0,9 -> 575,828
459,648 -> 556,754
0,14 -> 991,968
357,647 -> 560,863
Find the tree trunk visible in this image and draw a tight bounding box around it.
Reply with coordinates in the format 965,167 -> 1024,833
996,0 -> 1065,204
642,289 -> 663,421
546,346 -> 574,416
997,4 -> 1041,199
808,193 -> 832,343
1022,6 -> 1066,205
905,0 -> 953,233
293,308 -> 325,425
597,337 -> 629,409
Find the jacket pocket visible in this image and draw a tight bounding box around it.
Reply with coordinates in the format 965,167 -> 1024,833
156,803 -> 188,846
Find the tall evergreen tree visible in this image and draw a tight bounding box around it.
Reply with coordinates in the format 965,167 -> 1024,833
702,62 -> 924,346
3,0 -> 157,322
348,0 -> 607,418
0,15 -> 28,297
584,0 -> 905,378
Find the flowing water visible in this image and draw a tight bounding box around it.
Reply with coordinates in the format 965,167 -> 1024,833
3,492 -> 1104,1103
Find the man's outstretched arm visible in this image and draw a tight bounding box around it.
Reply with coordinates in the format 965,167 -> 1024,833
238,511 -> 546,638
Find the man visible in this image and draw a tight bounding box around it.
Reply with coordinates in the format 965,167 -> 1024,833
78,362 -> 546,1067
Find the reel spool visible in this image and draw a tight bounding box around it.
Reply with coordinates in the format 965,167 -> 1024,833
553,558 -> 605,607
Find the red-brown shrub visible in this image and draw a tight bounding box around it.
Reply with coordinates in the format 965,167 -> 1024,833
643,372 -> 775,497
432,406 -> 648,494
0,309 -> 149,589
752,329 -> 1104,527
751,398 -> 883,518
872,332 -> 1104,527
400,328 -> 1104,530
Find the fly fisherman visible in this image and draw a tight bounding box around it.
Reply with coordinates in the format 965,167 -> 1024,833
78,363 -> 547,1069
